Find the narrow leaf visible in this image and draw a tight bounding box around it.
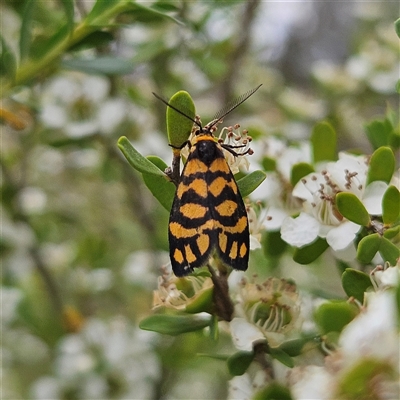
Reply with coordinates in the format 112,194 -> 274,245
142,170 -> 175,211
341,268 -> 372,302
0,36 -> 17,80
20,0 -> 36,60
291,162 -> 314,186
336,192 -> 370,226
395,18 -> 400,38
237,170 -> 266,198
379,237 -> 400,265
367,146 -> 395,185
117,136 -> 164,176
139,314 -> 211,335
311,121 -> 337,163
269,347 -> 294,368
382,185 -> 400,225
166,91 -> 195,148
314,301 -> 358,334
254,383 -> 293,400
227,351 -> 254,376
62,56 -> 136,75
86,0 -> 121,24
357,234 -> 381,264
293,237 -> 329,264
61,0 -> 75,35
364,120 -> 392,149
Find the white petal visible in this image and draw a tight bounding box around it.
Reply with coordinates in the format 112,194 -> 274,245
98,98 -> 127,134
325,221 -> 360,251
230,318 -> 265,352
339,291 -> 397,362
228,374 -> 253,400
263,207 -> 288,231
290,366 -> 334,400
249,235 -> 262,250
280,213 -> 319,247
40,104 -> 67,128
363,181 -> 387,215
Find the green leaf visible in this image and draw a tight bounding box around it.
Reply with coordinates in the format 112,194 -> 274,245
62,56 -> 136,75
379,237 -> 400,265
341,268 -> 372,302
20,0 -> 36,60
382,185 -> 400,225
139,313 -> 211,335
254,382 -> 293,400
396,79 -> 400,94
290,162 -> 314,186
384,225 -> 400,240
61,0 -> 75,35
269,347 -> 294,368
124,2 -> 182,24
293,238 -> 329,264
278,337 -> 314,357
262,230 -> 288,258
336,192 -> 370,226
237,170 -> 266,198
166,91 -> 195,148
227,351 -> 254,376
117,136 -> 165,176
209,315 -> 219,341
68,31 -> 114,52
338,358 -> 394,399
0,36 -> 17,80
311,121 -> 337,163
261,156 -> 276,172
142,167 -> 175,211
364,120 -> 393,149
86,0 -> 122,24
395,18 -> 400,38
185,287 -> 214,314
314,301 -> 358,334
142,155 -> 175,210
357,234 -> 381,264
367,146 -> 395,185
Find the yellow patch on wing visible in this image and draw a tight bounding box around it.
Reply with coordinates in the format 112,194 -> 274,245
196,234 -> 210,255
179,203 -> 208,219
177,178 -> 208,199
215,200 -> 238,217
210,157 -> 230,174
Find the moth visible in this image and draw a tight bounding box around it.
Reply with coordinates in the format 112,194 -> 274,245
153,85 -> 261,276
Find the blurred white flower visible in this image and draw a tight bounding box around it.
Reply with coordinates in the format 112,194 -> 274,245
290,365 -> 335,400
370,264 -> 400,290
40,72 -> 130,138
1,287 -> 23,325
30,316 -> 160,399
339,290 -> 398,364
122,250 -> 168,289
17,186 -> 47,214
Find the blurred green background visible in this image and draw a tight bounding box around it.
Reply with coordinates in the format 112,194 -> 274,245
1,1 -> 398,398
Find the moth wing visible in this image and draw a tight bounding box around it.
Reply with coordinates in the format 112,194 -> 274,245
208,158 -> 249,271
168,156 -> 214,276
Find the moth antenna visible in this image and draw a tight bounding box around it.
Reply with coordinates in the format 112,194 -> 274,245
152,92 -> 202,129
208,84 -> 262,130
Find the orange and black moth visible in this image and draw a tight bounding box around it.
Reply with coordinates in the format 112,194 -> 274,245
153,85 -> 261,276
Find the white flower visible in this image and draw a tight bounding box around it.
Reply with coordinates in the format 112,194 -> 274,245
339,290 -> 398,364
290,365 -> 335,400
231,277 -> 302,350
370,264 -> 400,290
230,317 -> 266,351
40,72 -> 130,138
281,152 -> 388,250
